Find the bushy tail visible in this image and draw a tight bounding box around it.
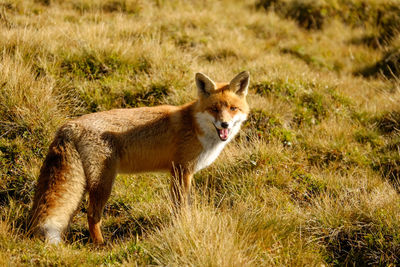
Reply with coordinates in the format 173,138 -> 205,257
29,127 -> 86,243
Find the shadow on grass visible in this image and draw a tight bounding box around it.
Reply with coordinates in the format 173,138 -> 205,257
107,215 -> 163,241
66,214 -> 164,245
322,224 -> 400,266
356,49 -> 400,79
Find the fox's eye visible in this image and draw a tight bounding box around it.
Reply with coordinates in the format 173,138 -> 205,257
230,106 -> 238,111
211,107 -> 219,113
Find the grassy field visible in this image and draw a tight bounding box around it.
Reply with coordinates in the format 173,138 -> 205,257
0,0 -> 400,265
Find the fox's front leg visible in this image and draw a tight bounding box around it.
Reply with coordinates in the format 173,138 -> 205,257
170,167 -> 193,208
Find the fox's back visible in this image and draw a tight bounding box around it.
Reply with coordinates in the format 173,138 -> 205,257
73,105 -> 179,133
62,104 -> 201,173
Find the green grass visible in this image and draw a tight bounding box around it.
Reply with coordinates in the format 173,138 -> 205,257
0,0 -> 400,265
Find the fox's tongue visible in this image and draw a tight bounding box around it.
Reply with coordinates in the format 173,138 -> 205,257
219,129 -> 229,140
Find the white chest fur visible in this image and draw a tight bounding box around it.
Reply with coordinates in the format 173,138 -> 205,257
195,137 -> 227,173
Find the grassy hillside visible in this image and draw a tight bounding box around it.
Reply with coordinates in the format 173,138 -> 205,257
0,0 -> 399,265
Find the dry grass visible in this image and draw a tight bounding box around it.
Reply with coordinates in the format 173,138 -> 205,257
1,0 -> 400,265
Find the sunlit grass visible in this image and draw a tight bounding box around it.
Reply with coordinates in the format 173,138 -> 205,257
0,0 -> 399,265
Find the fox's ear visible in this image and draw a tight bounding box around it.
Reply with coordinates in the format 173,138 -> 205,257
196,72 -> 216,97
230,71 -> 250,97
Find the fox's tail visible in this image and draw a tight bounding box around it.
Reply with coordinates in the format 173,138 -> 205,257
29,126 -> 86,244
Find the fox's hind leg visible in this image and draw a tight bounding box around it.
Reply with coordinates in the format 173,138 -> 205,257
87,167 -> 116,244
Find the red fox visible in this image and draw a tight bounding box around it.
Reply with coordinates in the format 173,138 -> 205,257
29,71 -> 250,244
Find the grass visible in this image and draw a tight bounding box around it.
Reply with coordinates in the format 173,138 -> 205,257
1,0 -> 400,265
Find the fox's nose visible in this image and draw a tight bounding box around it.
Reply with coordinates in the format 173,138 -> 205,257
221,122 -> 229,129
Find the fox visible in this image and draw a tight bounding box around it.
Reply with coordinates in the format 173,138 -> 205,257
29,71 -> 250,245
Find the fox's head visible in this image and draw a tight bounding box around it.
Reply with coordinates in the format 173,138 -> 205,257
195,71 -> 250,142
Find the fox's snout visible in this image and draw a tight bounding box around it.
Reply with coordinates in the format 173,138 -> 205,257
213,111 -> 239,129
212,115 -> 242,141
214,120 -> 231,130
213,108 -> 234,129
220,122 -> 229,129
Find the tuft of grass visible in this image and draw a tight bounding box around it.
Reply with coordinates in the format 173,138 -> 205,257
257,0 -> 329,30
309,188 -> 400,266
60,51 -> 122,80
71,0 -> 142,14
372,147 -> 400,192
375,110 -> 400,134
281,46 -> 341,71
358,48 -> 400,79
294,92 -> 328,126
146,207 -> 253,266
202,48 -> 238,62
122,82 -> 170,107
354,128 -> 383,148
252,79 -> 297,99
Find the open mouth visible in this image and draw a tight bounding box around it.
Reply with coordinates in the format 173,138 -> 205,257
214,125 -> 230,141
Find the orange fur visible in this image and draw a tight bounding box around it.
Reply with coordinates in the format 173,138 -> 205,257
29,71 -> 250,244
